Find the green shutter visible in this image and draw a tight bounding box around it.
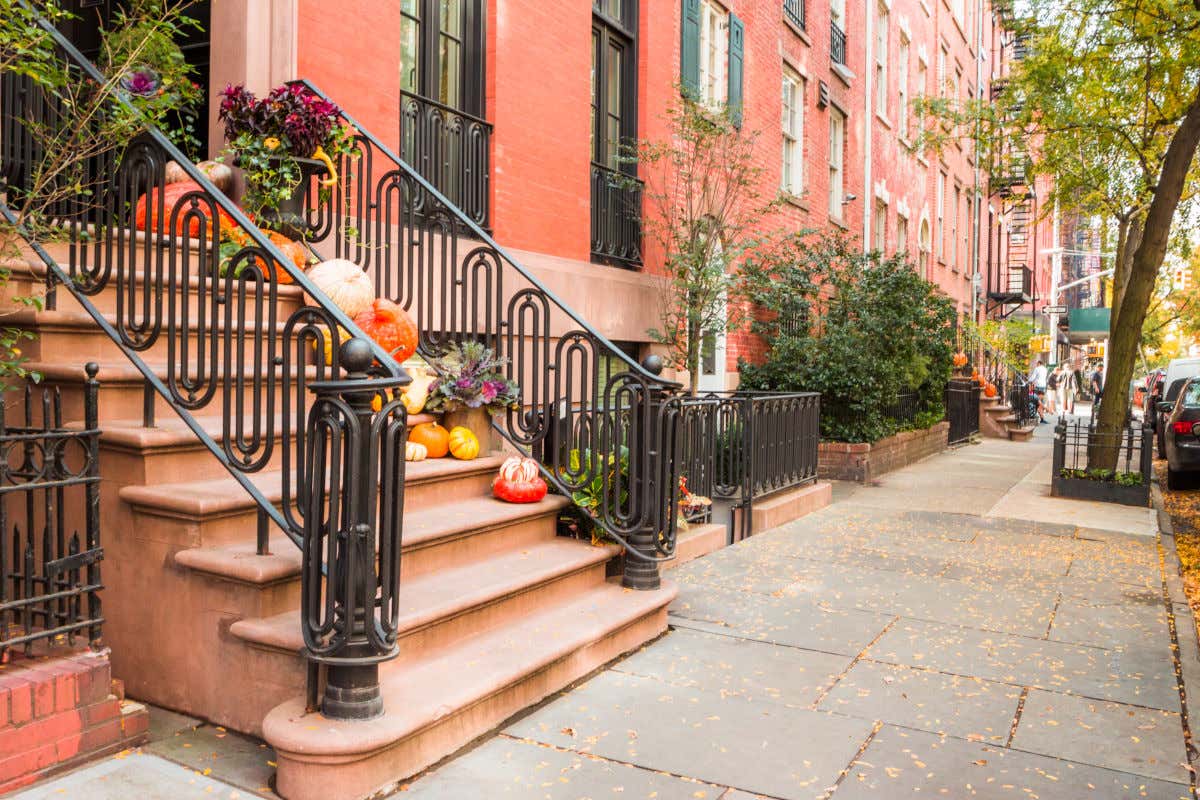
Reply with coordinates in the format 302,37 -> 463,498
681,0 -> 701,98
727,13 -> 744,127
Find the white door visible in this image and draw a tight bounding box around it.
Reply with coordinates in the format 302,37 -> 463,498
697,294 -> 728,393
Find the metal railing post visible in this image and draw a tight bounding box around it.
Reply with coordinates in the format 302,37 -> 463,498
623,357 -> 667,591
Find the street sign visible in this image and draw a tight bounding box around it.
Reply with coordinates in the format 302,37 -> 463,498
1041,305 -> 1067,315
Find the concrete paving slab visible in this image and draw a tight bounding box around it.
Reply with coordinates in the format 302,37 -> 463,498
144,723 -> 276,796
505,670 -> 876,800
9,752 -> 251,799
1049,597 -> 1170,651
611,627 -> 851,707
146,705 -> 202,742
1012,689 -> 1188,783
832,725 -> 1190,799
817,661 -> 1021,743
669,583 -> 895,657
402,737 -> 717,799
868,619 -> 1180,710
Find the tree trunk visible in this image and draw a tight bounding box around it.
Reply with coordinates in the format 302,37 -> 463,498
687,318 -> 701,398
1090,82 -> 1200,470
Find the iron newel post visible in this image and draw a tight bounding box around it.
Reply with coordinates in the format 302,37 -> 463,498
623,355 -> 669,591
301,338 -> 407,721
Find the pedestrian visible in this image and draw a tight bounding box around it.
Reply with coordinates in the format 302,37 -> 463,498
1046,365 -> 1060,414
1061,364 -> 1078,414
1030,359 -> 1048,423
1090,365 -> 1104,411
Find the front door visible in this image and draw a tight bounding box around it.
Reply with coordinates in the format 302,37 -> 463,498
697,293 -> 728,393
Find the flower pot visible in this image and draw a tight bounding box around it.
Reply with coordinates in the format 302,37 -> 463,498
441,406 -> 497,453
250,155 -> 326,241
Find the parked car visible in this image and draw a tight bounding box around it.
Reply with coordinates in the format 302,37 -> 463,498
1153,359 -> 1200,437
1159,377 -> 1200,488
1158,377 -> 1195,458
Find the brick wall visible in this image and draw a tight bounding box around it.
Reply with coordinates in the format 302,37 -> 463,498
818,419 -> 949,481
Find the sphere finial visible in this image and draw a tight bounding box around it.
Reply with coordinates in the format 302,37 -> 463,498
641,354 -> 664,376
340,337 -> 373,373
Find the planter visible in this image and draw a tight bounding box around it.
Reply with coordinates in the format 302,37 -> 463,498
246,155 -> 326,241
1050,474 -> 1149,507
441,406 -> 498,453
818,420 -> 949,482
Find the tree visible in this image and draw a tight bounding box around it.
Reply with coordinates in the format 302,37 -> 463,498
918,0 -> 1200,468
629,97 -> 775,396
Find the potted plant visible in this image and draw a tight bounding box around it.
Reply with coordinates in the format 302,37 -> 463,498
217,83 -> 355,239
423,341 -> 519,448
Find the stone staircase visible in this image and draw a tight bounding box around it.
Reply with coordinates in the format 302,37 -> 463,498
980,394 -> 1036,441
5,236 -> 676,799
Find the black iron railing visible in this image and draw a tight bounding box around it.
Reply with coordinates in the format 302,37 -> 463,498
663,391 -> 820,544
784,0 -> 806,30
400,90 -> 492,230
0,367 -> 102,659
831,21 -> 847,66
882,392 -> 921,427
1052,418 -> 1152,506
590,162 -> 643,268
946,379 -> 980,444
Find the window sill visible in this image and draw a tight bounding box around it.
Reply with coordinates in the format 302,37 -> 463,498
784,16 -> 811,46
832,63 -> 855,86
876,111 -> 892,129
783,192 -> 810,211
830,215 -> 850,230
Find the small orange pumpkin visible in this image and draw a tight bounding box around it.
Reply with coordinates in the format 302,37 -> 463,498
952,352 -> 969,368
409,421 -> 449,458
984,382 -> 998,398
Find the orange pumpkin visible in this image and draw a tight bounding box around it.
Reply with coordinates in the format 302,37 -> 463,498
952,352 -> 968,368
354,298 -> 418,362
984,382 -> 998,398
136,180 -> 234,237
408,422 -> 449,458
267,231 -> 309,279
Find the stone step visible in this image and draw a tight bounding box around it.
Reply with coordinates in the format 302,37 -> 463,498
1008,424 -> 1037,442
263,579 -> 676,800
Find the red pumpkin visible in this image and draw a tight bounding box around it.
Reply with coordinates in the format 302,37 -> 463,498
136,180 -> 234,237
492,456 -> 548,504
353,298 -> 418,361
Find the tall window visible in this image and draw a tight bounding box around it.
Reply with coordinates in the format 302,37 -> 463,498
592,0 -> 637,170
936,172 -> 945,261
875,3 -> 888,114
951,184 -> 961,266
917,57 -> 928,101
400,0 -> 485,116
781,68 -> 804,195
938,45 -> 948,96
874,200 -> 887,252
919,218 -> 931,276
699,0 -> 729,107
897,35 -> 910,136
828,107 -> 845,218
897,212 -> 909,253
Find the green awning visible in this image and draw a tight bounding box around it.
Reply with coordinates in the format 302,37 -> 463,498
1067,307 -> 1110,343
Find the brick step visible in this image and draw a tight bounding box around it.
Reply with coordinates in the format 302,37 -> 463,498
214,538 -> 619,732
264,578 -> 676,800
124,457 -> 516,550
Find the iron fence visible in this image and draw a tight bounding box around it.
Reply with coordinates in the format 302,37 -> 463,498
946,379 -> 981,444
1,366 -> 102,659
882,392 -> 921,427
400,90 -> 492,230
590,162 -> 643,268
1051,418 -> 1151,506
830,21 -> 847,65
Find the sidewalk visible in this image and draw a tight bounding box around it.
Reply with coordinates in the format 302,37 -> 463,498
13,424 -> 1192,799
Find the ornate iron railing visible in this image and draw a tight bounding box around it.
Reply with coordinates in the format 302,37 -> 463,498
0,367 -> 102,659
945,378 -> 980,444
830,21 -> 847,66
590,162 -> 643,268
400,90 -> 492,230
784,0 -> 807,29
296,80 -> 682,580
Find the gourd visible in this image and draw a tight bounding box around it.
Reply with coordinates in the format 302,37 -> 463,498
401,367 -> 436,415
312,326 -> 351,366
984,382 -> 998,398
136,181 -> 234,237
197,160 -> 234,193
952,352 -> 968,368
448,426 -> 480,461
306,259 -> 375,317
492,456 -> 548,504
164,161 -> 189,184
354,298 -> 419,362
268,230 -> 310,273
409,422 -> 450,458
405,441 -> 428,462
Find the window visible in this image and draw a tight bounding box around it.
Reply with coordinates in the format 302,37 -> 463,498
874,200 -> 887,252
919,217 -> 931,275
917,57 -> 928,100
952,0 -> 965,26
936,172 -> 945,261
592,1 -> 637,170
938,45 -> 948,96
897,35 -> 910,137
781,68 -> 804,195
951,184 -> 960,267
828,107 -> 845,218
400,0 -> 485,116
897,212 -> 909,253
875,3 -> 888,115
831,0 -> 845,26
699,0 -> 729,107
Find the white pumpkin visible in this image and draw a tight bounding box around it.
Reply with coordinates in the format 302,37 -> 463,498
197,160 -> 234,193
307,259 -> 376,318
405,441 -> 428,462
497,456 -> 540,483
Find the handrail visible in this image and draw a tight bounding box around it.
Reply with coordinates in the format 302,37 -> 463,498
3,8 -> 409,551
399,89 -> 492,130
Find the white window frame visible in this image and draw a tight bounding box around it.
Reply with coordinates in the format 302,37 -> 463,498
897,211 -> 909,254
828,107 -> 846,218
831,0 -> 846,26
781,67 -> 804,195
936,172 -> 945,261
951,183 -> 960,267
875,3 -> 889,116
897,35 -> 910,137
699,0 -> 729,109
874,200 -> 888,253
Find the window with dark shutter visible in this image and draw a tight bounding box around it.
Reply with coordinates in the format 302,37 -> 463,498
727,13 -> 744,127
681,0 -> 701,97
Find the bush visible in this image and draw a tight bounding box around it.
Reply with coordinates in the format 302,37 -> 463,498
740,234 -> 956,443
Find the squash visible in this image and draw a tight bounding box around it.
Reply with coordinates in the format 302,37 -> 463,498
197,160 -> 234,193
492,456 -> 547,504
311,326 -> 351,366
405,441 -> 428,462
307,259 -> 375,317
400,367 -> 436,415
952,351 -> 969,368
447,426 -> 480,461
354,298 -> 418,362
268,230 -> 310,273
164,160 -> 189,184
136,180 -> 235,237
409,422 -> 449,458
984,382 -> 998,398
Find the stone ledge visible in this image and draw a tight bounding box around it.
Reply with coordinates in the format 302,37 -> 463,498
818,421 -> 950,483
